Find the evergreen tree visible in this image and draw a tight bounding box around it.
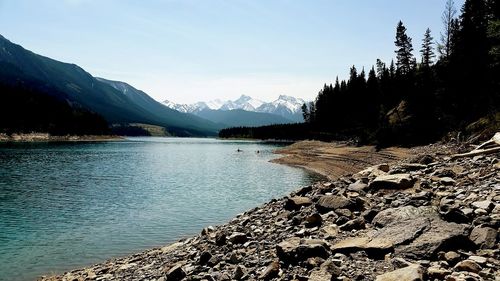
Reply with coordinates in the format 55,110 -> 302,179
395,21 -> 415,75
301,103 -> 310,123
421,28 -> 435,67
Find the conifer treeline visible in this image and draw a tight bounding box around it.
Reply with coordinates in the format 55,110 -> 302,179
220,0 -> 500,145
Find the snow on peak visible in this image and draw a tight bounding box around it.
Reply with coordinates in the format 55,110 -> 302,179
162,95 -> 307,121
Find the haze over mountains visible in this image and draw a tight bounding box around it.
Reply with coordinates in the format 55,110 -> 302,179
163,95 -> 306,122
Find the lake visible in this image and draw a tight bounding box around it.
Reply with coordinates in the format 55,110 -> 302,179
0,137 -> 321,281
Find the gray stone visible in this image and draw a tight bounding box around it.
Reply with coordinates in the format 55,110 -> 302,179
375,264 -> 423,281
427,266 -> 451,279
276,237 -> 329,263
285,196 -> 313,210
454,260 -> 482,273
305,213 -> 323,228
369,174 -> 414,190
316,195 -> 353,213
232,265 -> 247,280
348,180 -> 368,192
309,268 -> 333,281
165,264 -> 186,281
471,200 -> 493,211
372,206 -> 437,227
259,260 -> 279,280
227,232 -> 248,244
469,226 -> 497,249
396,218 -> 469,259
339,217 -> 365,231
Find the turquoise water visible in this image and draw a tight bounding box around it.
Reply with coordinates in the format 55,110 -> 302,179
0,137 -> 321,281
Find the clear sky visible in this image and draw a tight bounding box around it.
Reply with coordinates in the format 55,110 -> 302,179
0,0 -> 464,104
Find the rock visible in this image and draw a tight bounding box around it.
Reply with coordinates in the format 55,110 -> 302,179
232,265 -> 247,280
372,206 -> 436,227
375,264 -> 424,281
412,154 -> 434,165
331,236 -> 392,258
227,232 -> 248,244
396,218 -> 470,259
331,237 -> 371,252
468,255 -> 487,264
308,268 -> 333,281
305,213 -> 323,228
427,266 -> 451,279
199,251 -> 212,265
348,180 -> 368,192
320,260 -> 342,276
259,260 -> 279,280
471,200 -> 493,211
316,195 -> 353,213
454,260 -> 482,273
371,217 -> 430,247
215,232 -> 227,246
166,264 -> 186,281
469,226 -> 497,249
439,177 -> 456,186
393,163 -> 427,172
357,164 -> 390,178
369,174 -> 414,190
285,196 -> 313,210
161,242 -> 183,254
339,217 -> 365,231
228,252 -> 240,264
444,251 -> 461,264
276,237 -> 329,263
321,225 -> 339,238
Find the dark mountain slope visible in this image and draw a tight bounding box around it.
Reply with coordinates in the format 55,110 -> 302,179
195,108 -> 295,128
0,35 -> 220,136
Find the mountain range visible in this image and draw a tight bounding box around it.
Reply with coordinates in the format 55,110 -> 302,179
0,34 -> 305,136
163,95 -> 306,122
0,34 -> 221,136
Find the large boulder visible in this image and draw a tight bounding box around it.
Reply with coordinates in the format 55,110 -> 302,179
165,264 -> 186,281
285,196 -> 313,210
276,237 -> 329,263
395,218 -> 470,259
316,195 -> 353,213
469,226 -> 497,249
372,206 -> 436,227
369,174 -> 414,190
333,206 -> 471,260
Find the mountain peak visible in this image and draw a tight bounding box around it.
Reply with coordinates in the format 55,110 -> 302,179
163,95 -> 307,122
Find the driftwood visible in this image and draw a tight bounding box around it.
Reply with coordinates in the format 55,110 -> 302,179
452,132 -> 500,159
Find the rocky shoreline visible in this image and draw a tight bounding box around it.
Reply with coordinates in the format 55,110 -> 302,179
0,133 -> 122,142
40,142 -> 499,281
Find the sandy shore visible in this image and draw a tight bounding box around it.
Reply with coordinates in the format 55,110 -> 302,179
0,133 -> 123,142
271,141 -> 411,180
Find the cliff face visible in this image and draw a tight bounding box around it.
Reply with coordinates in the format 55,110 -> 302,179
41,142 -> 499,281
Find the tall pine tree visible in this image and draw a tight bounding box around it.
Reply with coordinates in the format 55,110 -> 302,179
421,28 -> 435,67
395,21 -> 415,75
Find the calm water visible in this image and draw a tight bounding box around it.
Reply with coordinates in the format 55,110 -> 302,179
0,137 -> 321,281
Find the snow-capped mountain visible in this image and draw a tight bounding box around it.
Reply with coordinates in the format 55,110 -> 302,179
256,95 -> 305,121
219,95 -> 264,111
162,94 -> 307,121
162,100 -> 198,113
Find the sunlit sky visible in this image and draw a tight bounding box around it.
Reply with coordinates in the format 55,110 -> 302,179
0,0 -> 464,104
